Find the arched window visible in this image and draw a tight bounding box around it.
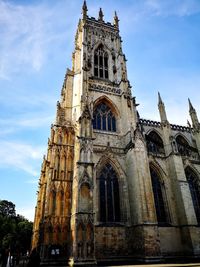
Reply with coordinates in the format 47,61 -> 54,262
94,44 -> 108,79
98,163 -> 120,223
150,167 -> 169,224
146,131 -> 164,155
176,135 -> 190,156
93,102 -> 116,132
185,167 -> 200,225
51,190 -> 56,215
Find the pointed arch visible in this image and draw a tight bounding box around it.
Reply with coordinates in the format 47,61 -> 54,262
57,188 -> 64,216
175,134 -> 190,156
93,95 -> 120,117
97,161 -> 120,223
96,154 -> 125,181
94,43 -> 109,79
50,188 -> 56,215
93,96 -> 119,132
146,129 -> 164,155
96,154 -> 129,223
93,40 -> 112,54
149,164 -> 169,225
185,166 -> 200,224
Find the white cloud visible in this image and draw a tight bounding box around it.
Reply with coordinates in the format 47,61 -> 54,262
0,140 -> 45,176
0,0 -> 73,79
136,69 -> 200,126
0,114 -> 54,128
0,113 -> 54,137
144,0 -> 200,17
25,179 -> 38,184
114,0 -> 200,35
17,205 -> 35,222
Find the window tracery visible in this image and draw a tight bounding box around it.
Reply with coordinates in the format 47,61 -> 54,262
176,135 -> 190,156
98,163 -> 120,223
146,131 -> 165,155
185,167 -> 200,225
150,168 -> 169,224
176,135 -> 198,158
94,44 -> 109,79
93,102 -> 116,132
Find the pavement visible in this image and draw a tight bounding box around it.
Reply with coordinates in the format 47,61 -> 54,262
38,264 -> 200,267
102,264 -> 200,267
17,260 -> 200,267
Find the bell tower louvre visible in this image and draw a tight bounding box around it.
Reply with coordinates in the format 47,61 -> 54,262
32,1 -> 200,266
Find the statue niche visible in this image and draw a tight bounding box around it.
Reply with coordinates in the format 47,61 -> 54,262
79,183 -> 92,212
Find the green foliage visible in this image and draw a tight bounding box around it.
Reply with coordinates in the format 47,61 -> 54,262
0,200 -> 16,217
0,200 -> 33,255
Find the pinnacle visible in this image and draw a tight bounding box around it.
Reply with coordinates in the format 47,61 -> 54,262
188,98 -> 195,111
114,10 -> 119,28
98,7 -> 104,21
82,0 -> 87,10
158,92 -> 163,105
82,0 -> 88,19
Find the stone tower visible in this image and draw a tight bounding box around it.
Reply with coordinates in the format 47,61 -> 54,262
32,2 -> 200,266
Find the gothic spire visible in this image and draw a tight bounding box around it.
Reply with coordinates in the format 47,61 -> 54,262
82,0 -> 88,20
188,98 -> 195,112
113,11 -> 119,29
158,92 -> 168,124
158,92 -> 163,105
188,98 -> 200,130
98,8 -> 104,21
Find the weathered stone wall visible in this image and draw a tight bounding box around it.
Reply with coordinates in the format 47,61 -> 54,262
95,227 -> 127,259
32,3 -> 200,266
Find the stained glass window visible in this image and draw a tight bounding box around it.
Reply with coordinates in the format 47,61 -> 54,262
94,44 -> 109,79
98,163 -> 120,223
185,168 -> 200,225
176,135 -> 191,156
93,102 -> 116,132
150,168 -> 168,224
146,131 -> 165,155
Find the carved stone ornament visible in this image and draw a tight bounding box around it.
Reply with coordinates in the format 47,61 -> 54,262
89,83 -> 121,95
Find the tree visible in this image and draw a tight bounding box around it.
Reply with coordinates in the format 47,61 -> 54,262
17,220 -> 33,253
0,200 -> 33,257
0,200 -> 16,217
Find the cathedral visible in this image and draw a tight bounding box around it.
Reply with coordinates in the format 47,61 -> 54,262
32,2 -> 200,266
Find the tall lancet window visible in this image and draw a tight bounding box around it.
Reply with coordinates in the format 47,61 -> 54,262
150,168 -> 169,224
98,163 -> 120,223
93,102 -> 116,132
185,167 -> 200,225
94,44 -> 109,79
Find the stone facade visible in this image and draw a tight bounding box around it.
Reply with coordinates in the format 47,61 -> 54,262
32,2 -> 200,266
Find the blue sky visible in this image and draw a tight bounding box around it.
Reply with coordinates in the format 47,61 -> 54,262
0,0 -> 200,221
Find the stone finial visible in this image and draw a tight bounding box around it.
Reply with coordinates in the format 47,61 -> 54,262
187,120 -> 191,128
158,92 -> 168,123
98,8 -> 104,21
188,98 -> 195,112
82,0 -> 88,20
188,98 -> 200,130
113,11 -> 119,28
158,92 -> 163,105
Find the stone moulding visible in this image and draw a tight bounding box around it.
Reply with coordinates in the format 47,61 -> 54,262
89,83 -> 121,95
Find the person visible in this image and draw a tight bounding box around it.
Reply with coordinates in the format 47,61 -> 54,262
1,249 -> 9,267
27,248 -> 40,267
